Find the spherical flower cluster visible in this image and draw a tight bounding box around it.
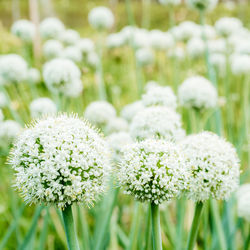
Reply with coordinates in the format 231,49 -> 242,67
149,30 -> 174,50
178,76 -> 218,110
0,92 -> 8,108
168,46 -> 186,61
60,29 -> 80,45
130,106 -> 185,142
186,0 -> 218,11
61,46 -> 83,62
121,101 -> 144,123
88,7 -> 114,30
77,38 -> 95,54
135,48 -> 154,67
27,68 -> 41,85
231,54 -> 250,76
0,54 -> 28,85
118,139 -> 188,204
43,40 -> 64,60
0,120 -> 21,145
106,132 -> 133,162
142,85 -> 177,109
208,39 -> 227,54
9,114 -> 111,208
87,52 -> 100,68
40,17 -> 65,40
187,37 -> 205,58
174,21 -> 201,42
29,97 -> 57,118
210,53 -> 226,76
63,79 -> 83,98
237,184 -> 250,222
179,131 -> 240,202
42,58 -> 81,95
144,80 -> 159,91
105,117 -> 128,135
215,17 -> 243,37
158,0 -> 181,6
106,33 -> 125,49
84,101 -> 116,128
11,19 -> 35,43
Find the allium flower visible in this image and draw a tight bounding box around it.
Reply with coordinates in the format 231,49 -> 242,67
142,85 -> 177,109
106,33 -> 125,49
106,132 -> 133,162
64,79 -> 83,98
149,30 -> 174,50
237,184 -> 250,222
120,101 -> 144,123
77,38 -> 95,54
118,139 -> 188,204
208,39 -> 227,54
60,29 -> 80,46
215,17 -> 242,37
88,7 -> 114,30
186,0 -> 218,11
40,17 -> 65,40
175,21 -> 201,42
84,101 -> 116,128
0,92 -> 8,108
187,37 -> 205,58
135,48 -> 154,67
11,19 -> 35,43
210,53 -> 226,76
231,54 -> 250,76
178,76 -> 218,109
179,131 -> 240,202
158,0 -> 181,6
0,54 -> 28,85
130,106 -> 185,142
29,97 -> 57,118
9,114 -> 110,208
87,52 -> 100,68
168,46 -> 186,61
42,58 -> 81,94
61,46 -> 83,62
43,40 -> 64,60
105,117 -> 128,135
131,29 -> 150,49
144,80 -> 159,91
0,120 -> 21,145
27,68 -> 41,85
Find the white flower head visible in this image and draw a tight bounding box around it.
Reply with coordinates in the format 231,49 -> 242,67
64,79 -> 83,98
0,120 -> 21,145
231,54 -> 250,76
121,101 -> 145,123
130,106 -> 185,142
135,48 -> 154,67
29,97 -> 57,118
168,46 -> 186,61
60,29 -> 80,46
176,21 -> 201,42
11,19 -> 35,43
178,76 -> 218,109
215,17 -> 243,37
40,17 -> 65,40
0,54 -> 28,85
180,131 -> 240,202
9,114 -> 111,208
105,117 -> 128,135
77,38 -> 95,54
87,52 -> 100,68
43,58 -> 81,95
208,39 -> 227,54
0,92 -> 8,108
84,101 -> 116,128
149,30 -> 174,50
118,139 -> 188,204
142,85 -> 177,109
61,46 -> 83,62
186,0 -> 218,11
107,131 -> 133,162
237,184 -> 250,222
88,6 -> 114,30
43,39 -> 64,60
27,68 -> 41,85
187,37 -> 205,59
106,33 -> 126,48
158,0 -> 181,6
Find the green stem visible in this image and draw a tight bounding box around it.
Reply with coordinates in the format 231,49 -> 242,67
151,203 -> 162,250
125,0 -> 134,25
62,205 -> 80,250
186,202 -> 204,250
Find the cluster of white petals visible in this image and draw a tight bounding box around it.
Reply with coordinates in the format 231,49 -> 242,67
130,106 -> 185,141
11,19 -> 35,42
118,139 -> 188,204
42,58 -> 81,95
77,38 -> 95,54
120,101 -> 144,123
186,0 -> 218,11
178,76 -> 218,109
88,7 -> 114,30
135,48 -> 154,66
29,97 -> 57,118
187,37 -> 205,58
40,17 -> 65,40
61,46 -> 83,62
60,29 -> 80,45
105,117 -> 128,135
0,120 -> 21,145
142,85 -> 177,109
149,30 -> 174,50
0,92 -> 8,108
43,40 -> 64,60
9,114 -> 111,208
237,184 -> 250,222
179,131 -> 240,202
210,53 -> 226,76
27,68 -> 41,85
215,17 -> 242,37
84,101 -> 116,128
231,54 -> 250,75
106,33 -> 125,49
0,54 -> 28,85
